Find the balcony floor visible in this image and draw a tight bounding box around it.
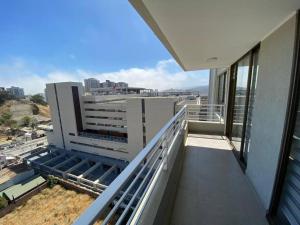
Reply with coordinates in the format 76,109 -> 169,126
170,134 -> 268,225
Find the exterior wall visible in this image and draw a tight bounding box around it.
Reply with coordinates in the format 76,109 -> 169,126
144,98 -> 177,143
45,84 -> 64,148
47,84 -> 177,161
126,99 -> 144,160
188,121 -> 224,135
126,97 -> 177,161
56,82 -> 84,151
46,82 -> 85,150
208,69 -> 217,104
246,14 -> 297,209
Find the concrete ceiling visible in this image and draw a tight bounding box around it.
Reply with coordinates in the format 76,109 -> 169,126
130,0 -> 300,71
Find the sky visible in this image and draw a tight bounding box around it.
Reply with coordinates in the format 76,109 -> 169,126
0,0 -> 209,94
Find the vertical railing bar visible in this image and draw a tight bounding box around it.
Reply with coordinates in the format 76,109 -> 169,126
101,138 -> 163,225
115,149 -> 164,225
127,116 -> 185,225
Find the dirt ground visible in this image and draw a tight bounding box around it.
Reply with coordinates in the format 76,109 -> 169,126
36,104 -> 50,118
0,185 -> 109,225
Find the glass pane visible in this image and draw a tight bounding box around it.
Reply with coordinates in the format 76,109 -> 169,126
243,50 -> 259,162
231,54 -> 250,152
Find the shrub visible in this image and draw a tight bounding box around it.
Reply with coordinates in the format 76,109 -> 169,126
0,196 -> 8,210
47,175 -> 58,188
30,94 -> 47,106
32,104 -> 40,115
21,116 -> 31,127
0,112 -> 12,125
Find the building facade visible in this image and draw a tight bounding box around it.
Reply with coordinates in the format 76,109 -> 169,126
84,78 -> 100,92
6,86 -> 24,98
46,82 -> 177,161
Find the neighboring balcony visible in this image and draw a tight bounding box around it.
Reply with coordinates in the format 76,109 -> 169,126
72,104 -> 268,225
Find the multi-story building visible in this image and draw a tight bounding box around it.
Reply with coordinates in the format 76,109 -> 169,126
45,82 -> 178,161
6,86 -> 24,98
84,78 -> 100,92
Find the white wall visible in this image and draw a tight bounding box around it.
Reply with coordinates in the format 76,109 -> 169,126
145,98 -> 177,142
45,83 -> 64,148
246,14 -> 297,209
126,98 -> 144,160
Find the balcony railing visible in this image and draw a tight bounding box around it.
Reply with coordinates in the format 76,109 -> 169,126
187,104 -> 224,123
73,105 -> 187,225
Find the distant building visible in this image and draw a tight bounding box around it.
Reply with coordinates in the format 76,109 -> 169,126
6,86 -> 24,98
84,78 -> 100,92
0,87 -> 5,92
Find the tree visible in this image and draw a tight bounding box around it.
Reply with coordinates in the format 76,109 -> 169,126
21,116 -> 31,127
30,117 -> 38,130
30,94 -> 47,105
32,104 -> 40,115
0,112 -> 12,125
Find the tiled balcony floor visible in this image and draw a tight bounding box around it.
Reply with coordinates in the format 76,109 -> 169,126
170,134 -> 268,225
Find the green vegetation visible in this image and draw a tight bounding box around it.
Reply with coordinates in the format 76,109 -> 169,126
30,117 -> 38,130
30,94 -> 47,106
47,175 -> 58,188
0,112 -> 12,125
0,196 -> 8,210
21,116 -> 31,127
0,112 -> 17,129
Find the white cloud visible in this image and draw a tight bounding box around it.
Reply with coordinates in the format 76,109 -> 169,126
0,59 -> 209,94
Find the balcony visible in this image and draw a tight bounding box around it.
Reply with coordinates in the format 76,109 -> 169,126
170,134 -> 267,225
72,105 -> 268,225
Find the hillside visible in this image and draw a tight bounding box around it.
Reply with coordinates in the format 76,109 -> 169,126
0,100 -> 50,123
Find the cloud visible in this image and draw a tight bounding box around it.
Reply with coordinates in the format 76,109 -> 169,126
0,58 -> 209,94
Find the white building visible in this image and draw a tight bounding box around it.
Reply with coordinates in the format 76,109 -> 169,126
84,78 -> 100,92
6,86 -> 24,98
46,82 -> 178,161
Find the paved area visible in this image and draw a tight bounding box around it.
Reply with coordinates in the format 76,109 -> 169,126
170,134 -> 268,225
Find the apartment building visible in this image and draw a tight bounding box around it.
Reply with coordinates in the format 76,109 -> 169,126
45,82 -> 177,161
73,2 -> 300,225
6,86 -> 24,98
84,78 -> 100,92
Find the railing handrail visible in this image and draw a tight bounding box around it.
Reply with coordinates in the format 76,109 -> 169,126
72,105 -> 187,225
186,103 -> 224,107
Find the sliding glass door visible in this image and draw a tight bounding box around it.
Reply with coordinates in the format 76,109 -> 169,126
231,54 -> 251,153
228,46 -> 260,166
243,49 -> 259,162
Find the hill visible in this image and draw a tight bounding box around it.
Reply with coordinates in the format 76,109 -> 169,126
0,100 -> 50,124
163,85 -> 209,96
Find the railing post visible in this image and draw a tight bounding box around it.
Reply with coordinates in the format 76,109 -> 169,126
162,138 -> 168,171
219,105 -> 222,123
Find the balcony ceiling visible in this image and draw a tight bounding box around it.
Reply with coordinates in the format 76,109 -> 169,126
130,0 -> 300,71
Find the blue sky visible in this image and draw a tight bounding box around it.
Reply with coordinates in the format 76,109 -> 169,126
0,0 -> 209,94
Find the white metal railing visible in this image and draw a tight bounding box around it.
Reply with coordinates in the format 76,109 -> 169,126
73,106 -> 187,225
233,105 -> 245,123
187,104 -> 224,123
